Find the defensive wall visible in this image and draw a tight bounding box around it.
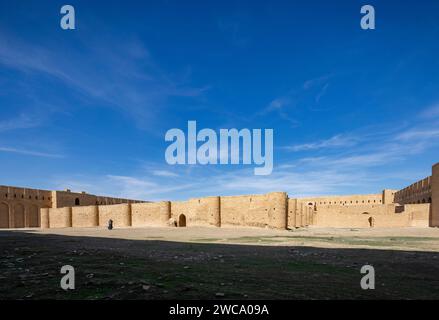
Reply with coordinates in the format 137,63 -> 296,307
3,162 -> 439,230
38,193 -> 432,230
394,177 -> 432,205
0,186 -> 145,229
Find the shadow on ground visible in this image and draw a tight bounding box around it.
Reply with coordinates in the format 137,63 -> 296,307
1,230 -> 439,300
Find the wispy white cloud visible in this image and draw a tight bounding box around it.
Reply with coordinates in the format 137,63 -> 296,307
103,175 -> 196,200
151,170 -> 179,177
261,74 -> 332,126
315,83 -> 329,103
395,128 -> 439,141
0,113 -> 42,132
50,104 -> 439,201
0,146 -> 63,158
0,31 -> 207,130
282,134 -> 357,152
303,75 -> 331,90
420,103 -> 439,119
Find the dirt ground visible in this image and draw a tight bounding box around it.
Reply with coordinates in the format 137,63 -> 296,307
1,226 -> 439,299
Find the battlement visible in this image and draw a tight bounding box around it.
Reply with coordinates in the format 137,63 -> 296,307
394,176 -> 432,205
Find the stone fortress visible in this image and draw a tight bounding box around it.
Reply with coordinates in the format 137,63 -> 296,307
0,188 -> 146,229
0,162 -> 438,230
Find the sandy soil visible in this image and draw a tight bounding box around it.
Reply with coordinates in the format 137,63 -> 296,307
21,226 -> 439,251
2,226 -> 439,299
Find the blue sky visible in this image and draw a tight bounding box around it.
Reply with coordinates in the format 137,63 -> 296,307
0,0 -> 438,200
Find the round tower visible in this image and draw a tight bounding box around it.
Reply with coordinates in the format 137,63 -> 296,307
268,192 -> 288,229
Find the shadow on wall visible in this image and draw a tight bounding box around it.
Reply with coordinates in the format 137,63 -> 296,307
0,202 -> 41,228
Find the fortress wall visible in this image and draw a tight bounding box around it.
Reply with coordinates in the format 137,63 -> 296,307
131,201 -> 171,227
53,190 -> 145,208
170,200 -> 192,226
295,199 -> 304,228
372,213 -> 409,227
313,206 -> 409,228
431,163 -> 439,227
187,196 -> 221,227
72,205 -> 99,227
308,206 -> 314,225
48,207 -> 72,228
382,189 -> 397,204
220,194 -> 270,228
394,176 -> 432,205
316,204 -> 395,215
0,185 -> 52,208
300,202 -> 309,227
404,204 -> 431,227
98,203 -> 131,227
300,203 -> 306,227
206,196 -> 221,227
268,192 -> 288,229
38,189 -> 435,230
40,208 -> 50,228
170,198 -> 215,227
30,161 -> 439,231
53,190 -> 96,208
219,192 -> 287,229
191,197 -> 218,226
313,203 -> 430,228
299,194 -> 383,207
287,198 -> 297,229
0,185 -> 52,228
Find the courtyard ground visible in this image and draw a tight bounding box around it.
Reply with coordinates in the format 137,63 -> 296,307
1,226 -> 439,299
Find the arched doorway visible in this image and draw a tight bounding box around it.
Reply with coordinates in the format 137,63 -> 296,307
0,203 -> 9,228
27,205 -> 39,227
178,214 -> 186,227
75,198 -> 80,206
14,203 -> 25,228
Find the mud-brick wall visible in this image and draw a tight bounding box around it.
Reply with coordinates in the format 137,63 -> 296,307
268,192 -> 287,229
72,205 -> 98,227
98,203 -> 131,227
48,207 -> 72,228
131,202 -> 171,227
432,163 -> 439,227
220,194 -> 266,228
405,204 -> 430,227
220,192 -> 287,229
40,208 -> 50,228
170,197 -> 220,227
287,198 -> 296,229
287,200 -> 312,228
170,200 -> 192,225
313,204 -> 413,228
